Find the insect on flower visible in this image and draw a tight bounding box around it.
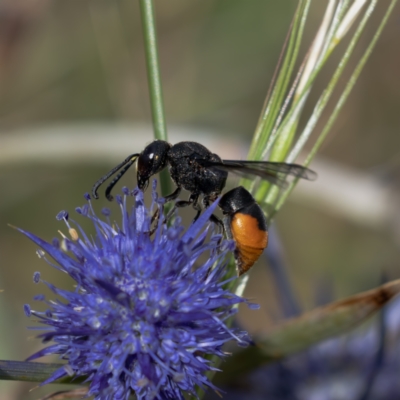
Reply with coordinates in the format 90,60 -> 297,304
21,182 -> 256,400
92,140 -> 317,275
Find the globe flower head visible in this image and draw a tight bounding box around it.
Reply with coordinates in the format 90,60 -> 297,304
21,181 -> 252,400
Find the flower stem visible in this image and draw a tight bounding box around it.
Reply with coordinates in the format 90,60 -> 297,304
139,0 -> 171,197
0,360 -> 82,384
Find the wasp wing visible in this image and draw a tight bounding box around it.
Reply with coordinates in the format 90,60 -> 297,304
198,159 -> 317,188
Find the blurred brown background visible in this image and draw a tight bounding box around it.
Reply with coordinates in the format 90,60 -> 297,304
0,1 -> 399,398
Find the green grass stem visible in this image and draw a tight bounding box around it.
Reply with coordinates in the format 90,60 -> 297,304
139,0 -> 171,196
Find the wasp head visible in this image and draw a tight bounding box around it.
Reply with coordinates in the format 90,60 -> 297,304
137,140 -> 171,191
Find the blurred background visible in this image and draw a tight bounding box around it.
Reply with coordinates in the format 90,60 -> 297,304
0,0 -> 399,398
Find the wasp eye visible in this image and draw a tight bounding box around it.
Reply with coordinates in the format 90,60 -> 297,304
138,152 -> 154,175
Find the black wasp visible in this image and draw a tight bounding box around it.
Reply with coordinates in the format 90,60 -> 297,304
92,140 -> 317,275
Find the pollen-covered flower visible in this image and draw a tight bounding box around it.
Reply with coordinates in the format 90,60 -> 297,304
21,182 -> 252,400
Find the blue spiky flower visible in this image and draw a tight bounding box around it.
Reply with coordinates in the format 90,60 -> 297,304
21,182 -> 252,400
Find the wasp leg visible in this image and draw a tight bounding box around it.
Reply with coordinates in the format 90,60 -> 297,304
210,214 -> 224,235
164,186 -> 182,202
205,214 -> 231,279
165,193 -> 200,224
151,207 -> 160,224
203,195 -> 223,233
202,196 -> 211,209
191,195 -> 203,223
222,215 -> 233,240
166,200 -> 190,221
147,207 -> 161,236
146,186 -> 182,235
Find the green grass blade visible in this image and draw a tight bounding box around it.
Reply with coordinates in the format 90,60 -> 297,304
248,0 -> 311,162
139,0 -> 171,196
275,0 -> 398,212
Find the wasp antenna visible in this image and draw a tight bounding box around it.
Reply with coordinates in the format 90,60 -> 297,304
92,154 -> 139,199
105,157 -> 137,201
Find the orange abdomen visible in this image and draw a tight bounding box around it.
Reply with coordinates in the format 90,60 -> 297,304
231,212 -> 268,275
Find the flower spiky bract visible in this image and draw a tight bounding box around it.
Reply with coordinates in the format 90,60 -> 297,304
21,182 -> 251,400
